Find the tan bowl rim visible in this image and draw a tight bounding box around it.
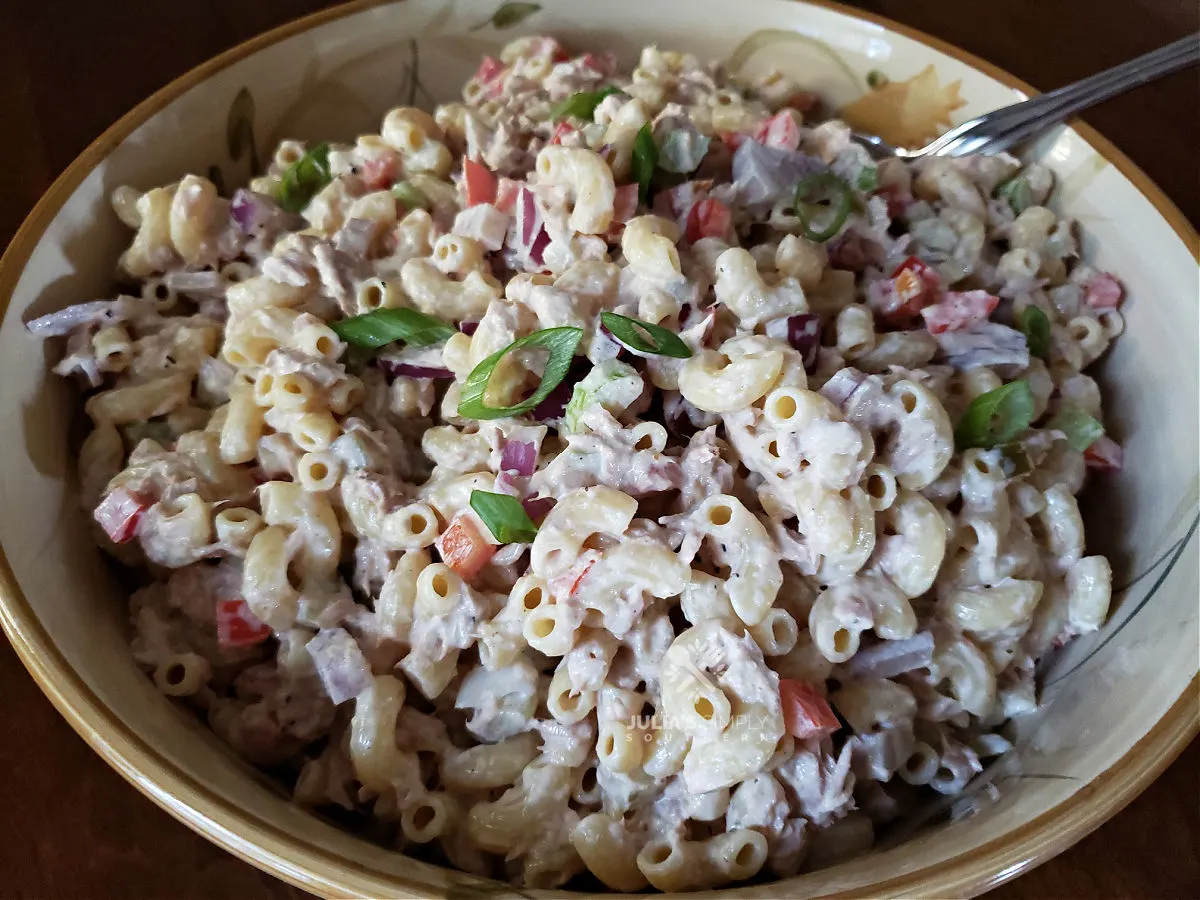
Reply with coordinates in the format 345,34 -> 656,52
0,1 -> 1196,897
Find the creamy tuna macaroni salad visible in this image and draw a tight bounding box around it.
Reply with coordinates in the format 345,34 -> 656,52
31,36 -> 1127,891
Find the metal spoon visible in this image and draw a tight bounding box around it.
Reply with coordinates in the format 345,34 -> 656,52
853,33 -> 1200,160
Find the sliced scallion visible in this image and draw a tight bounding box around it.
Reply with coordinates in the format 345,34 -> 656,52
391,180 -> 430,212
469,490 -> 538,543
1017,305 -> 1052,359
631,123 -> 658,204
600,312 -> 692,358
551,86 -> 621,123
793,172 -> 853,243
458,326 -> 584,420
997,174 -> 1033,215
278,142 -> 332,214
1047,403 -> 1105,452
954,380 -> 1035,450
331,308 -> 455,349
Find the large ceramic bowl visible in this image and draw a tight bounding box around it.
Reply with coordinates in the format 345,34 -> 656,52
0,0 -> 1196,896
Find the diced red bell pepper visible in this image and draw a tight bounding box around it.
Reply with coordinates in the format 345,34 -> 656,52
549,550 -> 601,601
754,111 -> 801,151
883,255 -> 941,322
921,290 -> 1000,334
785,90 -> 821,113
578,52 -> 615,77
473,56 -> 506,85
1084,271 -> 1124,309
550,121 -> 577,146
437,515 -> 497,582
779,679 -> 841,739
685,197 -> 732,243
717,131 -> 747,152
612,183 -> 640,224
494,177 -> 522,215
875,182 -> 912,218
94,487 -> 149,544
359,150 -> 401,191
463,158 -> 497,207
539,37 -> 571,62
1084,435 -> 1124,472
216,598 -> 272,648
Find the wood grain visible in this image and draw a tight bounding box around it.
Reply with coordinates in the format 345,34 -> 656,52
0,1 -> 1196,897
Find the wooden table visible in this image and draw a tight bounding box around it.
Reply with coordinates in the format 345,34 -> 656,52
1,1 -> 1196,896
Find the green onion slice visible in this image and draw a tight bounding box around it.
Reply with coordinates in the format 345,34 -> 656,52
1047,403 -> 1105,452
458,326 -> 584,420
856,165 -> 879,192
631,123 -> 659,204
391,180 -> 430,212
793,172 -> 853,243
1017,305 -> 1052,359
600,312 -> 692,359
866,70 -> 889,89
470,490 -> 539,543
1000,441 -> 1033,477
279,142 -> 332,214
551,86 -> 621,123
954,380 -> 1036,450
331,308 -> 455,349
997,174 -> 1033,215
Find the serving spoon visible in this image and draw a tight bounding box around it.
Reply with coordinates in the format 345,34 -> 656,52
852,33 -> 1200,160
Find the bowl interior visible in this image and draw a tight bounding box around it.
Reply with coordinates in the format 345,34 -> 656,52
0,0 -> 1196,897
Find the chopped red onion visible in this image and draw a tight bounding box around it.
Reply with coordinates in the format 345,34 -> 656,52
532,359 -> 591,420
334,217 -> 376,259
26,300 -> 119,336
529,228 -> 550,268
837,632 -> 935,681
378,361 -> 454,380
504,184 -> 550,271
819,367 -> 868,409
784,314 -> 822,372
231,188 -> 288,233
732,139 -> 826,206
935,322 -> 1030,370
453,204 -> 511,251
500,440 -> 537,476
1085,435 -> 1124,472
460,321 -> 479,336
306,627 -> 372,705
522,496 -> 556,523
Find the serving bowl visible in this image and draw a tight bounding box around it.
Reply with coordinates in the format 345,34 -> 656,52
0,0 -> 1196,896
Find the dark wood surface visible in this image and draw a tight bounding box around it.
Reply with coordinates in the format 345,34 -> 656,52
1,1 -> 1196,897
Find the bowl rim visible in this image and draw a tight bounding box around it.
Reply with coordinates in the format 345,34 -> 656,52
0,1 -> 1196,897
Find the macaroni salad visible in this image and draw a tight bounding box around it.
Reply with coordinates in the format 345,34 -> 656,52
30,36 -> 1127,891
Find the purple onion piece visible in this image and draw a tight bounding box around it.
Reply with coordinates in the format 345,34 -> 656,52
732,139 -> 827,206
819,367 -> 868,410
500,440 -> 537,477
334,217 -> 376,259
231,188 -> 282,233
522,496 -> 556,523
518,186 -> 539,247
531,359 -> 591,420
529,228 -> 550,268
25,300 -> 117,337
460,321 -> 479,336
837,632 -> 935,681
378,361 -> 455,380
785,313 -> 822,372
305,627 -> 372,705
